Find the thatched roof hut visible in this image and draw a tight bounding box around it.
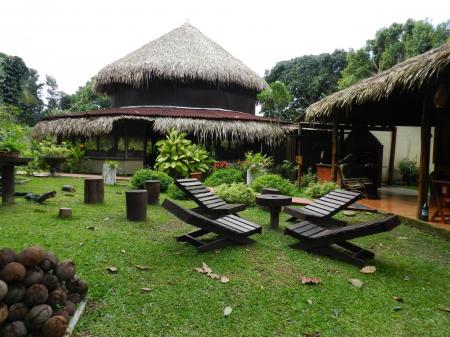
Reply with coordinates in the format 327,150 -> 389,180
93,22 -> 266,95
304,43 -> 450,126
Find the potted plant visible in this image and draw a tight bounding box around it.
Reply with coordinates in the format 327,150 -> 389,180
0,124 -> 26,159
103,160 -> 119,185
241,152 -> 273,185
187,144 -> 213,180
39,140 -> 71,175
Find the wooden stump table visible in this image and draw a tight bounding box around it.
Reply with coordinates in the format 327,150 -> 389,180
256,194 -> 292,229
84,178 -> 104,204
261,188 -> 281,195
0,157 -> 32,205
144,180 -> 160,205
126,190 -> 148,221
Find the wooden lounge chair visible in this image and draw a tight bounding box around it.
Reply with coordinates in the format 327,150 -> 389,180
162,199 -> 262,251
285,214 -> 400,266
284,189 -> 362,221
175,178 -> 246,216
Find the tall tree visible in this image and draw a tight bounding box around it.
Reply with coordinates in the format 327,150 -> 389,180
66,81 -> 110,112
265,50 -> 348,111
339,19 -> 450,89
257,81 -> 294,121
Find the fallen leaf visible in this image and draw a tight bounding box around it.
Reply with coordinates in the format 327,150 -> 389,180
106,267 -> 118,273
79,242 -> 84,246
194,267 -> 205,273
393,306 -> 402,311
120,250 -> 126,254
103,217 -> 110,221
141,288 -> 152,293
208,273 -> 221,280
202,262 -> 212,274
86,226 -> 98,230
306,299 -> 313,305
223,306 -> 232,317
393,296 -> 403,302
303,333 -> 320,337
245,248 -> 250,252
300,275 -> 321,285
360,266 -> 376,274
331,308 -> 340,318
349,278 -> 363,288
220,276 -> 230,283
439,307 -> 450,313
397,236 -> 409,240
343,210 -> 355,217
135,265 -> 151,271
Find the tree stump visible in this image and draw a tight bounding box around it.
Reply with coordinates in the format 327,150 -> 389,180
58,208 -> 72,219
144,180 -> 160,205
261,188 -> 280,195
84,178 -> 104,204
126,190 -> 147,221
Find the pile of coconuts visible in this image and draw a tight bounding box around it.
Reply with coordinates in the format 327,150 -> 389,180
0,247 -> 88,337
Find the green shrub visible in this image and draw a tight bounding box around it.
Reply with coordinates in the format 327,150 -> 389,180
214,183 -> 256,206
305,181 -> 339,198
130,169 -> 173,192
271,160 -> 297,180
398,158 -> 418,185
204,168 -> 244,187
167,183 -> 187,200
251,174 -> 296,195
300,170 -> 316,188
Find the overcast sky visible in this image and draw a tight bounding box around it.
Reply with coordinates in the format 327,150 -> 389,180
1,0 -> 449,94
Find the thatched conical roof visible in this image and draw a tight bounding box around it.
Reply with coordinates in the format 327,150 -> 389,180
305,43 -> 450,122
93,22 -> 266,94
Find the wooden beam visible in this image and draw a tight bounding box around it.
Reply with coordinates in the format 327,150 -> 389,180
417,96 -> 432,219
387,127 -> 397,185
331,119 -> 338,182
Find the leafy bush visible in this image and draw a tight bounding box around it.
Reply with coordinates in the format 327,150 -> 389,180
214,183 -> 256,206
130,169 -> 173,192
204,168 -> 244,187
0,123 -> 27,153
300,170 -> 317,188
65,144 -> 86,173
167,183 -> 187,200
251,174 -> 296,196
105,160 -> 119,169
271,160 -> 297,180
305,181 -> 339,198
241,152 -> 273,173
39,140 -> 71,158
398,158 -> 418,185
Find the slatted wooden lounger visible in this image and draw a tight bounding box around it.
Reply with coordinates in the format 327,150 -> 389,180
175,178 -> 246,216
284,189 -> 362,221
162,199 -> 262,251
284,214 -> 400,266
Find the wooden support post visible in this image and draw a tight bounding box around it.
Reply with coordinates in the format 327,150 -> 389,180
144,180 -> 160,205
126,190 -> 148,221
297,123 -> 302,190
143,129 -> 148,168
387,127 -> 397,185
84,178 -> 104,204
1,164 -> 15,205
58,208 -> 72,219
124,127 -> 128,160
417,97 -> 432,219
331,119 -> 338,182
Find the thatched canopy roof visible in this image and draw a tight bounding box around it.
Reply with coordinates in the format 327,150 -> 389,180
305,43 -> 450,126
33,107 -> 289,146
93,23 -> 266,95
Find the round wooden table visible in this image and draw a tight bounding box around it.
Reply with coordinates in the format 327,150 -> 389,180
0,157 -> 32,205
256,194 -> 292,229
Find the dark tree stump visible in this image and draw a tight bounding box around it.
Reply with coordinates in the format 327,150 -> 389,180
58,208 -> 72,219
126,190 -> 148,221
261,188 -> 280,195
84,178 -> 104,204
144,180 -> 160,205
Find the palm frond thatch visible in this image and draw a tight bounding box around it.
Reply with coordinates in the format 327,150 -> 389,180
305,43 -> 450,122
93,23 -> 266,94
32,116 -> 287,146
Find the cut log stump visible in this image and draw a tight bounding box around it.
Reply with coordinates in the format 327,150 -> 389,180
144,180 -> 160,205
84,178 -> 104,204
126,190 -> 148,221
58,208 -> 72,219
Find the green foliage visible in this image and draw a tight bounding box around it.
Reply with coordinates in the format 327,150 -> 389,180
305,181 -> 339,198
300,170 -> 317,188
339,19 -> 450,89
265,49 -> 348,110
214,183 -> 256,206
65,144 -> 86,173
105,160 -> 119,169
167,183 -> 188,200
130,169 -> 173,192
38,140 -> 71,159
155,130 -> 212,177
0,121 -> 27,153
251,174 -> 296,196
257,81 -> 294,121
398,158 -> 419,185
65,81 -> 111,113
241,152 -> 273,173
270,160 -> 297,180
204,168 -> 244,187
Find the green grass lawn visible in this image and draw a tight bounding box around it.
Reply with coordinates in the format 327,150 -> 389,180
1,176 -> 449,337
